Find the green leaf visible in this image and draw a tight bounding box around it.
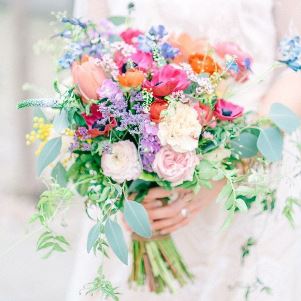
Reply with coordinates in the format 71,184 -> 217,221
216,184 -> 232,203
53,109 -> 69,133
124,200 -> 152,238
236,198 -> 248,212
87,223 -> 101,253
104,219 -> 128,264
51,162 -> 68,187
197,160 -> 217,179
139,171 -> 158,182
108,16 -> 127,25
269,103 -> 300,134
257,128 -> 283,162
37,137 -> 62,175
231,132 -> 258,158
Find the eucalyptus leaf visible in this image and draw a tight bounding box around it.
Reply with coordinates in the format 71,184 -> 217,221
104,219 -> 128,264
51,162 -> 68,187
124,200 -> 152,238
231,132 -> 258,158
108,16 -> 127,25
87,223 -> 101,253
269,102 -> 300,134
37,137 -> 62,176
53,109 -> 69,133
257,128 -> 283,162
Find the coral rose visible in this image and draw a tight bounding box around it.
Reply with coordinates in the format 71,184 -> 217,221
149,99 -> 169,123
118,69 -> 145,88
188,53 -> 221,75
152,146 -> 200,186
101,140 -> 142,183
72,56 -> 106,103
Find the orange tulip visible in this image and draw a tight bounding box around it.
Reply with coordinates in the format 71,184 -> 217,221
188,53 -> 221,75
118,69 -> 145,88
169,33 -> 208,63
72,56 -> 106,103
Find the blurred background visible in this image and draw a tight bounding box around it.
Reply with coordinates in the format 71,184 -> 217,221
0,1 -> 87,300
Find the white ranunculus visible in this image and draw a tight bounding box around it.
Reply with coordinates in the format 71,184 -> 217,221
158,102 -> 202,153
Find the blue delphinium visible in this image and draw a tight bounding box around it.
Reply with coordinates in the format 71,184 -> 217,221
58,44 -> 82,69
160,42 -> 179,59
279,36 -> 301,71
148,25 -> 168,40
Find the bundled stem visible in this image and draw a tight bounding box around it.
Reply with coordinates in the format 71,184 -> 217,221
129,234 -> 193,293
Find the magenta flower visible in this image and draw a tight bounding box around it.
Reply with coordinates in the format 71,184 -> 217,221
120,28 -> 143,45
214,99 -> 243,121
144,65 -> 190,97
215,42 -> 252,82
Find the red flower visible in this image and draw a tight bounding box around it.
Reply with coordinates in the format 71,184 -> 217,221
144,65 -> 190,97
214,99 -> 243,121
150,99 -> 169,123
120,28 -> 142,45
193,103 -> 214,126
82,104 -> 116,138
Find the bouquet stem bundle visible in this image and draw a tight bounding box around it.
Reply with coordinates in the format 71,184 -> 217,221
130,234 -> 193,293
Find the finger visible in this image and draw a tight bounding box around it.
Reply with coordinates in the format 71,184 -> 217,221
152,213 -> 185,231
148,193 -> 193,220
143,187 -> 172,201
160,212 -> 198,235
143,200 -> 164,210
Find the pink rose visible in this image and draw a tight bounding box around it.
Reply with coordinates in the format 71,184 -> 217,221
120,28 -> 142,45
72,56 -> 106,103
144,65 -> 190,97
152,146 -> 200,186
215,42 -> 252,82
101,141 -> 142,183
214,99 -> 243,121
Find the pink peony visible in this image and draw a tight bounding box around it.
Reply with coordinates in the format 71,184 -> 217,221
72,56 -> 106,103
214,99 -> 243,121
120,28 -> 143,45
215,42 -> 252,82
152,146 -> 200,186
144,65 -> 190,97
101,141 -> 142,183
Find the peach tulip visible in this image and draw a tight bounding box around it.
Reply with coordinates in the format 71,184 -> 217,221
72,56 -> 106,103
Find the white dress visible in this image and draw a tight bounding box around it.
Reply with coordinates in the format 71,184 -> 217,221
67,1 -> 301,300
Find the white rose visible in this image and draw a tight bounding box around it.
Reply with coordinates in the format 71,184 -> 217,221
101,140 -> 142,183
158,102 -> 202,153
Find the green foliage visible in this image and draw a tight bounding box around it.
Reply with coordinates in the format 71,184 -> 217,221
124,200 -> 152,238
241,237 -> 256,264
283,197 -> 301,227
104,219 -> 128,265
51,162 -> 68,187
53,109 -> 69,133
257,128 -> 283,162
85,270 -> 120,301
231,132 -> 258,158
17,98 -> 59,109
37,137 -> 62,175
269,102 -> 300,134
37,231 -> 70,258
108,16 -> 127,26
87,223 -> 101,253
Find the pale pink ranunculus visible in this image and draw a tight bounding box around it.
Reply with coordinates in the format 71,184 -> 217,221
101,140 -> 142,184
72,56 -> 106,103
152,146 -> 200,186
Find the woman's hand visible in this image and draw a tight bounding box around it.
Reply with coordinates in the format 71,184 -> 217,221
142,180 -> 225,235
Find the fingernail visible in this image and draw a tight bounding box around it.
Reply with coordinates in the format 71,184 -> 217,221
160,230 -> 166,235
156,201 -> 163,207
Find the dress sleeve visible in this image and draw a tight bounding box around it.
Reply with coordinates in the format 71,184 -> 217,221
274,0 -> 301,40
73,0 -> 109,22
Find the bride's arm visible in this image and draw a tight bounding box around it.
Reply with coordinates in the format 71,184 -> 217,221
260,0 -> 301,116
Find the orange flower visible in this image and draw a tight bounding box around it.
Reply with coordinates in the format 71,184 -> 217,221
118,69 -> 145,88
188,53 -> 221,75
169,33 -> 208,63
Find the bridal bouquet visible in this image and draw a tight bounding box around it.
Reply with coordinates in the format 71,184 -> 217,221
17,13 -> 300,299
